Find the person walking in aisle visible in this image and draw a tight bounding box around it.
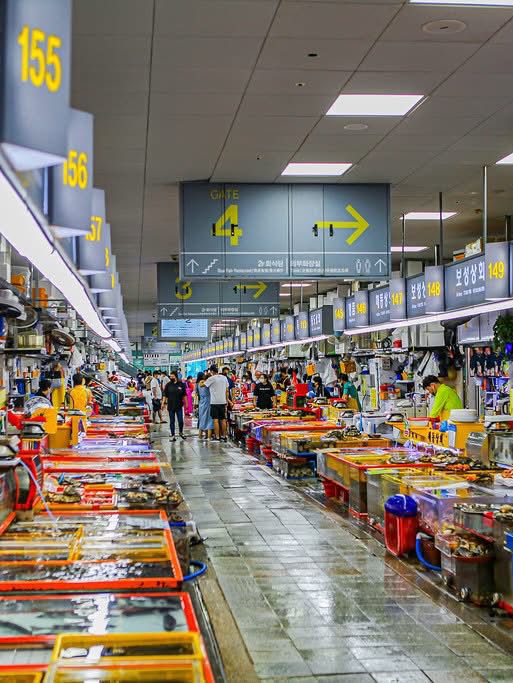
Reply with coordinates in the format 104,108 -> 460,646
150,370 -> 166,424
205,365 -> 230,442
253,373 -> 276,409
162,371 -> 187,441
196,371 -> 214,440
185,376 -> 194,416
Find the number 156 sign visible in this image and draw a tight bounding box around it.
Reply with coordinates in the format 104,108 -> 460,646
1,0 -> 71,170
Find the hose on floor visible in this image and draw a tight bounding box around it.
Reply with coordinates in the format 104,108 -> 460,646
416,533 -> 441,571
183,560 -> 208,582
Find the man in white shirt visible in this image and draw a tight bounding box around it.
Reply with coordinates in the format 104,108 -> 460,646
150,370 -> 166,424
205,365 -> 230,442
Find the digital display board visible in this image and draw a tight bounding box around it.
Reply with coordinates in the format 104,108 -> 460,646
160,319 -> 209,340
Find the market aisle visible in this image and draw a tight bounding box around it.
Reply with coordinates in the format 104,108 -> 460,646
153,428 -> 513,683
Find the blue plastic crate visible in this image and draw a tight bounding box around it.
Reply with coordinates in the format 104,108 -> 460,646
505,531 -> 513,553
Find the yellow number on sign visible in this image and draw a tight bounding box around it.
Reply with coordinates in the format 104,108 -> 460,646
335,308 -> 344,320
213,205 -> 243,247
105,248 -> 110,268
427,281 -> 441,297
17,26 -> 62,93
63,150 -> 88,189
86,215 -> 103,242
111,273 -> 115,289
356,303 -> 367,315
391,292 -> 403,306
488,261 -> 505,280
300,319 -> 307,329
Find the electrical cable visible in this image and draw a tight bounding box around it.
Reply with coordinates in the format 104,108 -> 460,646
416,533 -> 441,572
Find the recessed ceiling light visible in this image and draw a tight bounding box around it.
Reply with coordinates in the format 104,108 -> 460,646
279,293 -> 291,297
391,246 -> 429,253
405,212 -> 457,220
496,151 -> 513,165
344,123 -> 369,131
411,0 -> 513,5
296,82 -> 306,88
326,94 -> 424,117
281,162 -> 352,176
422,19 -> 466,34
307,52 -> 318,57
281,283 -> 313,288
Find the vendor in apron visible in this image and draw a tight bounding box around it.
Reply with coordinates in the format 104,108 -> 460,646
340,373 -> 361,411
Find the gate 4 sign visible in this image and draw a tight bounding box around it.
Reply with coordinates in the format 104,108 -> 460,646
180,182 -> 390,280
157,262 -> 279,318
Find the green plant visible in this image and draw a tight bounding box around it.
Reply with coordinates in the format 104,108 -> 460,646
493,313 -> 513,357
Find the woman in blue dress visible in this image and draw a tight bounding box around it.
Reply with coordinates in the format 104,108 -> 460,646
196,371 -> 214,440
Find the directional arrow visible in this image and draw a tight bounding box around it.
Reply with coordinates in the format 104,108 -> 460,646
186,258 -> 199,273
160,306 -> 168,316
234,282 -> 267,299
375,258 -> 387,273
315,205 -> 369,245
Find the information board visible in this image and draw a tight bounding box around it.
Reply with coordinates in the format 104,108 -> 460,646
157,263 -> 279,318
160,319 -> 209,341
445,254 -> 485,311
1,0 -> 71,170
406,273 -> 426,318
309,306 -> 334,336
369,286 -> 390,325
180,182 -> 390,280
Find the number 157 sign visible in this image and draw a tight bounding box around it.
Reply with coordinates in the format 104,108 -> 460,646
1,0 -> 71,170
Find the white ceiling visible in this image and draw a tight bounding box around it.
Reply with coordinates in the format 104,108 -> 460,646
71,0 -> 513,336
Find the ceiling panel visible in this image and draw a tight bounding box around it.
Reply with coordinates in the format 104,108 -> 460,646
153,36 -> 264,69
151,67 -> 251,94
459,43 -> 513,74
435,72 -> 513,98
73,0 -> 153,35
313,116 -> 400,136
151,92 -> 241,117
360,41 -> 480,72
412,95 -> 511,119
155,0 -> 278,37
227,115 -> 319,150
341,70 -> 448,94
270,1 -> 400,40
71,89 -> 149,116
294,134 -> 385,161
380,5 -> 513,43
247,68 -> 352,95
238,93 -> 335,117
257,37 -> 372,71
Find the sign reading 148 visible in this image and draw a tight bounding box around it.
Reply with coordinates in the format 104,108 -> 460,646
18,25 -> 62,92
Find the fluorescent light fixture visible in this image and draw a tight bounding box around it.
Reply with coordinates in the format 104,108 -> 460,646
279,293 -> 291,297
0,166 -> 112,339
326,94 -> 424,117
281,283 -> 313,288
410,0 -> 513,5
344,299 -> 513,336
391,246 -> 428,253
496,151 -> 513,165
281,162 -> 352,176
405,212 -> 457,220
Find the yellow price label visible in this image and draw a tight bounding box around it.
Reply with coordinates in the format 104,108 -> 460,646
62,150 -> 88,189
335,308 -> 344,320
18,25 -> 62,92
300,319 -> 308,329
427,281 -> 441,297
488,261 -> 505,280
86,215 -> 103,242
356,303 -> 367,315
391,292 -> 403,306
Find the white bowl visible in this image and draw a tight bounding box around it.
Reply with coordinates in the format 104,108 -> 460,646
449,409 -> 477,423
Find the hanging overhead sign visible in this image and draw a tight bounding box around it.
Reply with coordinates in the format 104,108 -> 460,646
354,291 -> 369,328
180,182 -> 390,280
332,298 -> 346,333
157,262 -> 279,318
485,242 -> 510,301
282,316 -> 295,342
369,286 -> 390,325
309,306 -> 334,336
77,189 -> 109,276
445,254 -> 485,311
424,265 -> 445,314
0,0 -> 71,170
49,108 -> 93,238
390,278 -> 407,321
262,323 -> 271,346
271,319 -> 281,344
295,311 -> 310,339
345,297 -> 357,329
406,273 -> 426,318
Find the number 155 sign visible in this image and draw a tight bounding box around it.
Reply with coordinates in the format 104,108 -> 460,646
1,0 -> 71,170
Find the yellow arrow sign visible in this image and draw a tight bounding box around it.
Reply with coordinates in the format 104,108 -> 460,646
234,282 -> 267,299
175,277 -> 192,301
316,204 -> 369,246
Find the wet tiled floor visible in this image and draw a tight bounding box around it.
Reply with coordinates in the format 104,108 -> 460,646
155,429 -> 513,682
